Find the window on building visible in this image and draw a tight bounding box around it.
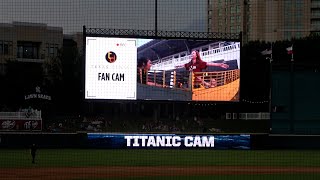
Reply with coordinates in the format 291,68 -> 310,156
3,42 -> 8,55
46,43 -> 59,57
237,16 -> 241,23
312,0 -> 320,7
230,26 -> 235,33
285,32 -> 292,40
237,25 -> 241,32
311,19 -> 320,31
230,16 -> 235,24
17,41 -> 40,59
236,5 -> 240,13
0,41 -> 13,55
295,32 -> 302,39
311,9 -> 320,17
231,6 -> 236,14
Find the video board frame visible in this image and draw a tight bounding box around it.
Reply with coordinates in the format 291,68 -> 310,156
83,27 -> 242,102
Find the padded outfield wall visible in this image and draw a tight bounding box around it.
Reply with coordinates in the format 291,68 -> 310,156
1,133 -> 320,149
271,70 -> 320,134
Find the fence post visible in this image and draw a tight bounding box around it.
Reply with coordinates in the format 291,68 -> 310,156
162,70 -> 165,87
189,71 -> 193,91
154,70 -> 156,85
173,70 -> 176,88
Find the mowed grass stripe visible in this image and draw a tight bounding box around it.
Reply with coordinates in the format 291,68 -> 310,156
0,149 -> 320,168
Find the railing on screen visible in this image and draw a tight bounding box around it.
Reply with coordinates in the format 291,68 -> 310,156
138,69 -> 240,92
192,69 -> 240,90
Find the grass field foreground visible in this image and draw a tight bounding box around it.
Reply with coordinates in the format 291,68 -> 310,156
0,149 -> 320,168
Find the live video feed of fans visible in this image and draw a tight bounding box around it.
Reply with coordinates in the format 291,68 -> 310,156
85,37 -> 240,101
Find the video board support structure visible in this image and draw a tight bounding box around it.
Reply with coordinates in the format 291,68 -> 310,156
83,26 -> 241,41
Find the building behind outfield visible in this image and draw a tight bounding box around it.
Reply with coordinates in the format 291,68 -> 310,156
208,0 -> 319,42
0,22 -> 63,75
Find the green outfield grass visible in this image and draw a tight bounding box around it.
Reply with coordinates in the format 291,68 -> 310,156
0,149 -> 320,168
1,149 -> 320,180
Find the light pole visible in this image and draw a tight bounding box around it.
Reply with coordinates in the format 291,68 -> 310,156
155,0 -> 158,35
266,55 -> 273,133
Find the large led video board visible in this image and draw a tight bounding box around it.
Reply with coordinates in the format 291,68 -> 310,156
85,37 -> 240,101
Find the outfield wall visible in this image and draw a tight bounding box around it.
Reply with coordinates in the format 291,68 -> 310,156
1,133 -> 320,149
271,71 -> 320,134
0,132 -> 88,148
249,134 -> 320,150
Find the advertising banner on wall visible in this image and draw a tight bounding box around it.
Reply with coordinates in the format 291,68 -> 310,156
87,133 -> 250,149
0,120 -> 42,131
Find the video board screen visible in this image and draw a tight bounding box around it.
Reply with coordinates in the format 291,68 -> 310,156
85,37 -> 240,101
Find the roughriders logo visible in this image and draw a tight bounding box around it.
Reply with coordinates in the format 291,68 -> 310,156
24,121 -> 38,130
1,120 -> 16,129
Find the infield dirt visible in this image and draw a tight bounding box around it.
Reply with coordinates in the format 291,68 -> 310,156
1,166 -> 320,180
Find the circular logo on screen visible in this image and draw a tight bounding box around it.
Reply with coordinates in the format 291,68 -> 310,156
105,51 -> 117,63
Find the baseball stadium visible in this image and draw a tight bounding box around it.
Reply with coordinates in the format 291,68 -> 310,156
1,1 -> 320,180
